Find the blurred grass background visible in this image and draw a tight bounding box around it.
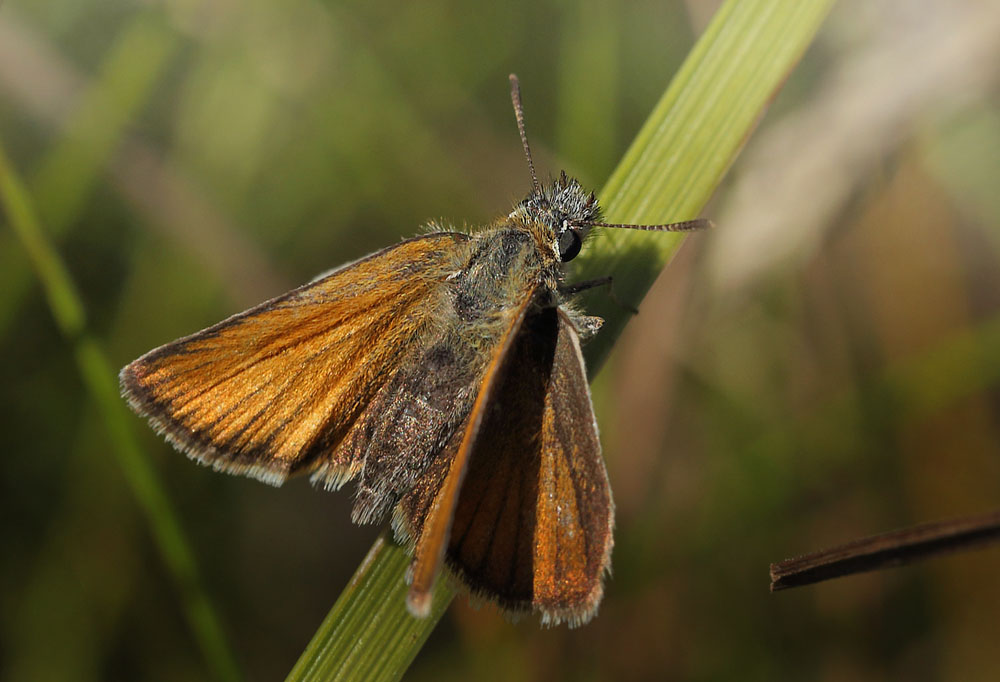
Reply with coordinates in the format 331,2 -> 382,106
1,0 -> 999,680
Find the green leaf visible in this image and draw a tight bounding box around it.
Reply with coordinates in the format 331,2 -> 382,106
287,1 -> 835,681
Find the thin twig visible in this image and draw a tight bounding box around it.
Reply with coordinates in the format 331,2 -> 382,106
770,509 -> 1000,591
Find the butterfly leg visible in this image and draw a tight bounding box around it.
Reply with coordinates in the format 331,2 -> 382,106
560,276 -> 639,315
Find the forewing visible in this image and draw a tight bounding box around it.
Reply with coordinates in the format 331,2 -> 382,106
397,300 -> 613,626
442,304 -> 557,613
397,286 -> 541,616
120,233 -> 467,485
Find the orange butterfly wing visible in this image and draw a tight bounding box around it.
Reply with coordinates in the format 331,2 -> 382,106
530,308 -> 613,625
120,233 -> 468,486
398,291 -> 613,626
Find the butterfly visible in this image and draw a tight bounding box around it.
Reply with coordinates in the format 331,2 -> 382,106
120,74 -> 708,627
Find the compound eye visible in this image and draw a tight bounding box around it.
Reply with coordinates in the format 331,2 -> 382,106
558,228 -> 582,262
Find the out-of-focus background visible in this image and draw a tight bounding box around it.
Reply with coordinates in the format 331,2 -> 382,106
2,0 -> 999,680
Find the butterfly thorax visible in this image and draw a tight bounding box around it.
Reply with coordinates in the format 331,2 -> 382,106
448,176 -> 595,318
447,226 -> 552,327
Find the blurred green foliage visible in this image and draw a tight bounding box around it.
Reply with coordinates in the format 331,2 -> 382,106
1,0 -> 999,681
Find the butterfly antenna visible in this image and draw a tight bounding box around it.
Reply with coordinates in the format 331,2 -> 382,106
509,74 -> 542,196
577,218 -> 714,232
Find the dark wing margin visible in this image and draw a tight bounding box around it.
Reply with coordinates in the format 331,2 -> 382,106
120,233 -> 467,487
397,292 -> 613,626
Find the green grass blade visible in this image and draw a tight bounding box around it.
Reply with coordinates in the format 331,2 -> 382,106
0,141 -> 242,682
286,534 -> 453,682
0,9 -> 179,333
286,1 -> 835,680
577,0 -> 837,372
30,11 -> 179,231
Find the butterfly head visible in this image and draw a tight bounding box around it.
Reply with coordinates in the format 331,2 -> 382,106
507,74 -> 709,266
515,171 -> 603,263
